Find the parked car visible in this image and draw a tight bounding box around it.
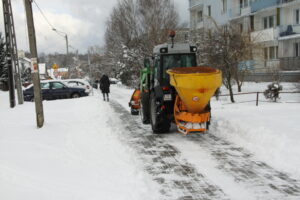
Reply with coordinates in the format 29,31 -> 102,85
109,78 -> 120,84
62,79 -> 92,94
23,80 -> 88,101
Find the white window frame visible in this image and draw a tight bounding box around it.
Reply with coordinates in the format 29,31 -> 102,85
240,0 -> 250,9
263,15 -> 276,29
264,46 -> 279,60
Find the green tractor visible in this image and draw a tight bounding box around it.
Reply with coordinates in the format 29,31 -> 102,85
138,38 -> 198,133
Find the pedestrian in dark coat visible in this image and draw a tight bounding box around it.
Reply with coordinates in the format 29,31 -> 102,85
100,74 -> 110,101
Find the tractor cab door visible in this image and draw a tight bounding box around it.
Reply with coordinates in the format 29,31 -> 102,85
150,56 -> 160,90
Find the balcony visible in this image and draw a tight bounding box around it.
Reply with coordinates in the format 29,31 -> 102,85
251,28 -> 279,43
251,0 -> 298,13
251,0 -> 278,12
189,0 -> 202,9
278,24 -> 300,41
251,25 -> 300,43
280,57 -> 300,71
229,5 -> 251,18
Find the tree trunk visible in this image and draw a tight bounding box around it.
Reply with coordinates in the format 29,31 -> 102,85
227,74 -> 235,103
237,84 -> 242,92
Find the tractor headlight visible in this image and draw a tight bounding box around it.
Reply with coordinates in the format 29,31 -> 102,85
160,48 -> 168,53
190,46 -> 197,52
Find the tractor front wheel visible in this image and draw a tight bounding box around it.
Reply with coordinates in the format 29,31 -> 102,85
140,92 -> 150,124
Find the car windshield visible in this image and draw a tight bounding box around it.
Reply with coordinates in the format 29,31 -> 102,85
162,54 -> 196,79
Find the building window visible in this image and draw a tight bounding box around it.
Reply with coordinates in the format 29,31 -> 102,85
265,46 -> 279,60
269,46 -> 275,59
240,0 -> 250,8
296,9 -> 300,24
295,43 -> 300,57
250,15 -> 254,31
208,5 -> 211,17
269,16 -> 274,28
264,17 -> 268,29
263,16 -> 276,29
222,0 -> 227,13
197,10 -> 203,22
264,48 -> 268,60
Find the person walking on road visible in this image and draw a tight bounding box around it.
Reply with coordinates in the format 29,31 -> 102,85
100,74 -> 110,101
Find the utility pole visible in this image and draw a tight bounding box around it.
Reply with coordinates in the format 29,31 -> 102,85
2,0 -> 24,105
87,50 -> 94,95
65,34 -> 70,77
52,29 -> 69,77
24,0 -> 44,128
2,0 -> 15,108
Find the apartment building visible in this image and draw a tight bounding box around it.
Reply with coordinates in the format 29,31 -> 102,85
189,0 -> 232,30
189,0 -> 300,73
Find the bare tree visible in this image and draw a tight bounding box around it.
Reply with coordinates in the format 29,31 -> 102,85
0,33 -> 8,91
104,0 -> 179,86
194,22 -> 258,102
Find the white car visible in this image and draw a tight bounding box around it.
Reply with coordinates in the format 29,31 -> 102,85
62,79 -> 92,94
109,78 -> 121,84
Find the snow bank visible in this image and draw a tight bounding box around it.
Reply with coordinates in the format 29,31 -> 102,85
211,82 -> 300,177
0,91 -> 159,200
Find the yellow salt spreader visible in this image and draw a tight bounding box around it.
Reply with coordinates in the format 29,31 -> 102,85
167,66 -> 222,135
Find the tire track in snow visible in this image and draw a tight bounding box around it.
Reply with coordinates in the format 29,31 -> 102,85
110,85 -> 300,199
109,100 -> 229,200
184,133 -> 300,200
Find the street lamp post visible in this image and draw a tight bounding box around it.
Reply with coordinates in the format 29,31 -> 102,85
52,28 -> 69,77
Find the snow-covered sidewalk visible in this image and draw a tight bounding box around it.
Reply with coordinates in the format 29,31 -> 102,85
0,91 -> 159,200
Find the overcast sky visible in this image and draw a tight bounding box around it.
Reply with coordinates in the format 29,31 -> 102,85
0,0 -> 189,54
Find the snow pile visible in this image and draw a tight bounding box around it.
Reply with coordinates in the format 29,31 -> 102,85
211,82 -> 300,177
0,92 -> 159,200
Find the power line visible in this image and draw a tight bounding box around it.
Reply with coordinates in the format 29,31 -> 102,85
32,0 -> 55,30
30,0 -> 76,53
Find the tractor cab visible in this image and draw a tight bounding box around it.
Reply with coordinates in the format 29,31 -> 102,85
152,43 -> 197,88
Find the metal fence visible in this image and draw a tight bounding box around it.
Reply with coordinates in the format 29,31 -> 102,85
244,72 -> 300,82
218,91 -> 300,106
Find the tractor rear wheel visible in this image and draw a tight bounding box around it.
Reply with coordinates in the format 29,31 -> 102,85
150,93 -> 170,134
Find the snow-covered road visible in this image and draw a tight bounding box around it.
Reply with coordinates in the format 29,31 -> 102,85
109,85 -> 300,200
1,83 -> 300,200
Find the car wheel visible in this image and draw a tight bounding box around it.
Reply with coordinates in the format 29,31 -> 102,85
72,93 -> 80,98
131,108 -> 139,115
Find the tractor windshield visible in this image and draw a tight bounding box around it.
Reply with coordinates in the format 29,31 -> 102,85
162,54 -> 196,80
